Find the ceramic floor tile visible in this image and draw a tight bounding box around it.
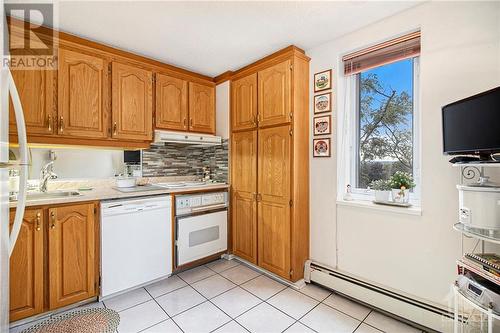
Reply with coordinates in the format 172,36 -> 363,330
117,300 -> 168,333
240,275 -> 287,300
211,286 -> 262,318
156,285 -> 205,317
172,301 -> 231,333
284,322 -> 316,333
299,283 -> 332,301
267,288 -> 319,319
191,274 -> 236,299
145,276 -> 187,298
104,288 -> 152,312
9,317 -> 49,333
364,311 -> 421,333
205,258 -> 240,273
177,265 -> 216,284
236,302 -> 295,333
354,323 -> 384,333
220,265 -> 261,285
323,294 -> 371,321
300,303 -> 361,333
212,320 -> 249,333
141,319 -> 183,333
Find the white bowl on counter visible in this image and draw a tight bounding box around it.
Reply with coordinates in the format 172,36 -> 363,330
115,177 -> 137,188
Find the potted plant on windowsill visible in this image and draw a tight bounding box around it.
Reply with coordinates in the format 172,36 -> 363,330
370,179 -> 391,202
389,171 -> 415,203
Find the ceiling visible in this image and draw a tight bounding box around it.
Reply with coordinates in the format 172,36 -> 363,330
47,1 -> 421,77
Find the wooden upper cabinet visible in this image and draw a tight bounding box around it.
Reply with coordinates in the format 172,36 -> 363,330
188,82 -> 215,134
58,48 -> 108,139
9,208 -> 44,322
257,125 -> 291,279
48,203 -> 96,310
231,130 -> 258,263
9,68 -> 55,136
155,74 -> 188,131
112,62 -> 153,141
231,73 -> 257,131
258,60 -> 292,127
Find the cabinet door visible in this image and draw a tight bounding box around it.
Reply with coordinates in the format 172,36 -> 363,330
9,68 -> 55,136
231,130 -> 257,263
58,48 -> 108,138
257,125 -> 291,279
257,60 -> 291,127
155,74 -> 188,131
112,62 -> 153,141
48,203 -> 96,309
188,82 -> 215,134
9,209 -> 44,321
231,74 -> 257,131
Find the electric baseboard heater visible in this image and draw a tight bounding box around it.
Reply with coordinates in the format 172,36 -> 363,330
304,260 -> 455,332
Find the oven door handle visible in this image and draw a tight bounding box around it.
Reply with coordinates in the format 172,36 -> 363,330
190,203 -> 227,213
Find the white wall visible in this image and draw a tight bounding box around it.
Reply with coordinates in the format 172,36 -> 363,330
216,81 -> 230,139
308,1 -> 500,308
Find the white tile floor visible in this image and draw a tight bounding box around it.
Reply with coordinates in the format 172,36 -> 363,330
10,259 -> 426,333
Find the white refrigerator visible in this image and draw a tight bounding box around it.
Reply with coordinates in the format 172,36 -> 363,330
0,9 -> 29,333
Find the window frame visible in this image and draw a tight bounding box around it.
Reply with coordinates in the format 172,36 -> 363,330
347,57 -> 421,205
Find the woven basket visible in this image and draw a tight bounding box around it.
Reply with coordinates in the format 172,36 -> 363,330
21,308 -> 120,333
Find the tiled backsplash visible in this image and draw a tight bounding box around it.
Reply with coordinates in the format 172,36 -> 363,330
142,139 -> 228,183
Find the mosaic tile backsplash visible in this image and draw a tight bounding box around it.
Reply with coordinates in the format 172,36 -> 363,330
141,139 -> 228,183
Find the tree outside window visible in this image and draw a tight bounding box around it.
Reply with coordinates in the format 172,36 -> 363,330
356,58 -> 415,189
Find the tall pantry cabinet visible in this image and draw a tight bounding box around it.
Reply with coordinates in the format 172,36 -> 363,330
230,46 -> 310,282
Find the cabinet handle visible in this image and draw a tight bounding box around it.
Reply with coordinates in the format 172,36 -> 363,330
252,193 -> 257,201
256,193 -> 262,202
183,118 -> 187,128
253,115 -> 258,125
35,212 -> 41,231
59,116 -> 64,133
47,115 -> 52,132
50,211 -> 56,229
190,118 -> 193,127
113,122 -> 117,135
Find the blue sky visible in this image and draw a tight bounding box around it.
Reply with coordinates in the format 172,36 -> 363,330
362,58 -> 413,98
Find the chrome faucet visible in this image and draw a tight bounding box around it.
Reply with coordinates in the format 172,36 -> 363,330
40,160 -> 58,192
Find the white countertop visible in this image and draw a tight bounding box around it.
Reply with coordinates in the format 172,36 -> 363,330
10,183 -> 229,208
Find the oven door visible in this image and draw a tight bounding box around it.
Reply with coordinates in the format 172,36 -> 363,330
176,209 -> 227,266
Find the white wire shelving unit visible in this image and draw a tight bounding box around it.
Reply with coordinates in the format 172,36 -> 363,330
452,163 -> 500,333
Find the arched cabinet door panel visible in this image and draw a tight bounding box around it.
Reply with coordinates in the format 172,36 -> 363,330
112,62 -> 153,141
231,73 -> 257,131
257,125 -> 291,279
257,60 -> 291,127
58,47 -> 108,138
188,82 -> 215,134
155,74 -> 188,131
231,130 -> 258,263
48,203 -> 96,310
9,208 -> 44,321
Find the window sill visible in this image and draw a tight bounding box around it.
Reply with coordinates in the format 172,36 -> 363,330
336,199 -> 422,216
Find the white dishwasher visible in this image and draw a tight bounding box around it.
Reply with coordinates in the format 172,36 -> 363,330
101,195 -> 172,298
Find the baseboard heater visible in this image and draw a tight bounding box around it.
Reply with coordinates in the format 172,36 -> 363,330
305,260 -> 454,333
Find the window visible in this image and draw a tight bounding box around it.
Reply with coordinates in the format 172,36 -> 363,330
355,58 -> 416,189
339,31 -> 421,203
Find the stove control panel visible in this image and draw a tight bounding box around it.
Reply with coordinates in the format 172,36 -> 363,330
175,191 -> 228,214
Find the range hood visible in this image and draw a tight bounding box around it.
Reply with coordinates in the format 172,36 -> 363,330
153,130 -> 222,146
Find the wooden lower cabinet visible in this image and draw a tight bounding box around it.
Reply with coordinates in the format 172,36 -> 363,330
9,208 -> 44,322
48,203 -> 96,309
231,192 -> 257,263
9,202 -> 98,321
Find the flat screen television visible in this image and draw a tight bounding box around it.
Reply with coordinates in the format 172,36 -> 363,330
442,86 -> 500,160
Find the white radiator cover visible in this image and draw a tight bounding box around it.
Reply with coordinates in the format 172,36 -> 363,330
305,261 -> 454,332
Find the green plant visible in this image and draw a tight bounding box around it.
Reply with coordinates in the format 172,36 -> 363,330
369,179 -> 391,191
389,171 -> 415,189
